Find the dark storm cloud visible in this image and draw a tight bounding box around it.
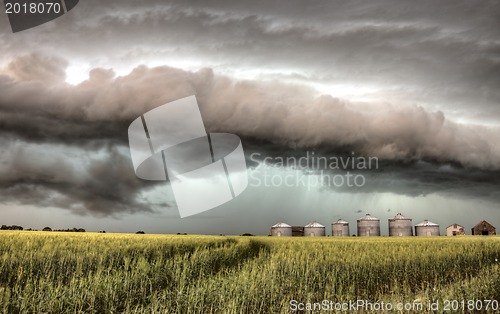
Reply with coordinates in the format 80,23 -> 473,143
1,52 -> 499,216
243,139 -> 500,204
1,53 -> 499,170
0,139 -> 161,216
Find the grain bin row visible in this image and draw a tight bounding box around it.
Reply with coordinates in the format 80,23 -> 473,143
270,214 -> 496,236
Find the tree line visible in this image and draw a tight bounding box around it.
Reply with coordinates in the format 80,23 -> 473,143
1,225 -> 85,232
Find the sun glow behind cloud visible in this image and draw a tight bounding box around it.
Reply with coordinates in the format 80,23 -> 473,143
65,63 -> 90,85
312,82 -> 381,101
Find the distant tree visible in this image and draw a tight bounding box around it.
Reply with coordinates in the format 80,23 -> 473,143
1,225 -> 23,230
51,227 -> 86,232
240,233 -> 255,236
42,227 -> 52,231
136,231 -> 145,234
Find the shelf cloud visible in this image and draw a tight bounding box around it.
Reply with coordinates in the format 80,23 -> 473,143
1,53 -> 499,216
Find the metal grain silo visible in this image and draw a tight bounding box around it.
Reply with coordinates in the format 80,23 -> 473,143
332,219 -> 350,236
357,214 -> 380,237
415,220 -> 440,236
271,222 -> 292,236
304,222 -> 325,237
388,213 -> 413,236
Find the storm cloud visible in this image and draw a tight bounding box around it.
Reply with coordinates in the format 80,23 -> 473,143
0,52 -> 500,216
1,54 -> 499,168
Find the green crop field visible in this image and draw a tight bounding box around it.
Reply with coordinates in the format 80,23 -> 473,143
0,232 -> 499,313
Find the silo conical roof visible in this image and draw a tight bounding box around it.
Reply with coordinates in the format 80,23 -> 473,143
305,222 -> 325,228
358,214 -> 379,221
334,219 -> 349,224
272,222 -> 291,228
416,220 -> 439,227
391,213 -> 411,220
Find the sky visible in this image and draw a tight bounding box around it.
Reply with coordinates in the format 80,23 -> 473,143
0,0 -> 499,235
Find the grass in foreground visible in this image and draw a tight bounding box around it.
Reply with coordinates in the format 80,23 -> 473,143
0,232 -> 499,313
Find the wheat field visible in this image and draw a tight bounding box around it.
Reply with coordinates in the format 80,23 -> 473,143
0,231 -> 499,313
